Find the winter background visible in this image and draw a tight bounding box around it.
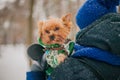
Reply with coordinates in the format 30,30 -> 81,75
0,0 -> 85,80
0,0 -> 120,80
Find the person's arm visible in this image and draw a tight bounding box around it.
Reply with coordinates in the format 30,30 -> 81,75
26,44 -> 47,80
49,57 -> 99,80
26,63 -> 46,80
27,71 -> 45,80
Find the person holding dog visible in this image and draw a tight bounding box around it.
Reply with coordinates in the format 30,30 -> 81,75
27,0 -> 120,80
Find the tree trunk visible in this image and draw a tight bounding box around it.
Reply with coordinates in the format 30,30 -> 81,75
26,0 -> 34,66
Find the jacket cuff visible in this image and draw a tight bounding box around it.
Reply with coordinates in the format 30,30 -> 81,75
26,71 -> 45,80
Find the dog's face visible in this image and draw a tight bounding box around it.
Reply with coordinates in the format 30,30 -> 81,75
38,14 -> 72,45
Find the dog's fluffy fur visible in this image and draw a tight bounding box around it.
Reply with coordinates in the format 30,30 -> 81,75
38,14 -> 72,45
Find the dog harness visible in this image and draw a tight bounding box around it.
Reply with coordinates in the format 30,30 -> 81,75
38,38 -> 74,75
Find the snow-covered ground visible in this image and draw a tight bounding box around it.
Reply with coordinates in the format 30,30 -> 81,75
0,44 -> 30,80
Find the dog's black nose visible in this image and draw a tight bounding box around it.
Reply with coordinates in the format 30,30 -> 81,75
50,35 -> 55,40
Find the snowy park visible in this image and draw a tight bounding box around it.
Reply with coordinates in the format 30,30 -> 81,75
1,0 -> 120,80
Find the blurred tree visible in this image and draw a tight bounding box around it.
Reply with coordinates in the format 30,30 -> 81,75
0,0 -> 29,44
26,0 -> 34,66
26,0 -> 34,45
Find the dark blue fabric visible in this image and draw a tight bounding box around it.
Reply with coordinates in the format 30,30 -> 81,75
47,77 -> 51,80
72,44 -> 120,66
76,0 -> 119,29
97,0 -> 120,8
26,71 -> 46,80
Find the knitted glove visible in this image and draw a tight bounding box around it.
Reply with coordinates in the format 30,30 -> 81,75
27,44 -> 47,71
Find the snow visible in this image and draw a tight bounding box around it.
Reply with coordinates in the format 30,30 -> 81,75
3,20 -> 10,29
0,44 -> 30,80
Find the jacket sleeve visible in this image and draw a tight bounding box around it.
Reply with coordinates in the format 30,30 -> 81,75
26,71 -> 46,80
50,57 -> 99,80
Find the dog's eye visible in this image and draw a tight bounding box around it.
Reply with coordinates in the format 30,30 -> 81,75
54,27 -> 59,31
45,30 -> 50,34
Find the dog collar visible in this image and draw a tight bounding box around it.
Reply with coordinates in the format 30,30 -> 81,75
38,38 -> 74,55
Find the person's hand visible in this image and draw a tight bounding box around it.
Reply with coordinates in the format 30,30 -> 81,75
56,54 -> 67,64
27,44 -> 47,71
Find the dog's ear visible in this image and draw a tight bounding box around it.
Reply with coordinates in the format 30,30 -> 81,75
62,13 -> 72,22
38,21 -> 44,38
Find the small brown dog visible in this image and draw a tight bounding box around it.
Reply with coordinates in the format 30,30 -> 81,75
37,14 -> 74,71
38,14 -> 72,45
